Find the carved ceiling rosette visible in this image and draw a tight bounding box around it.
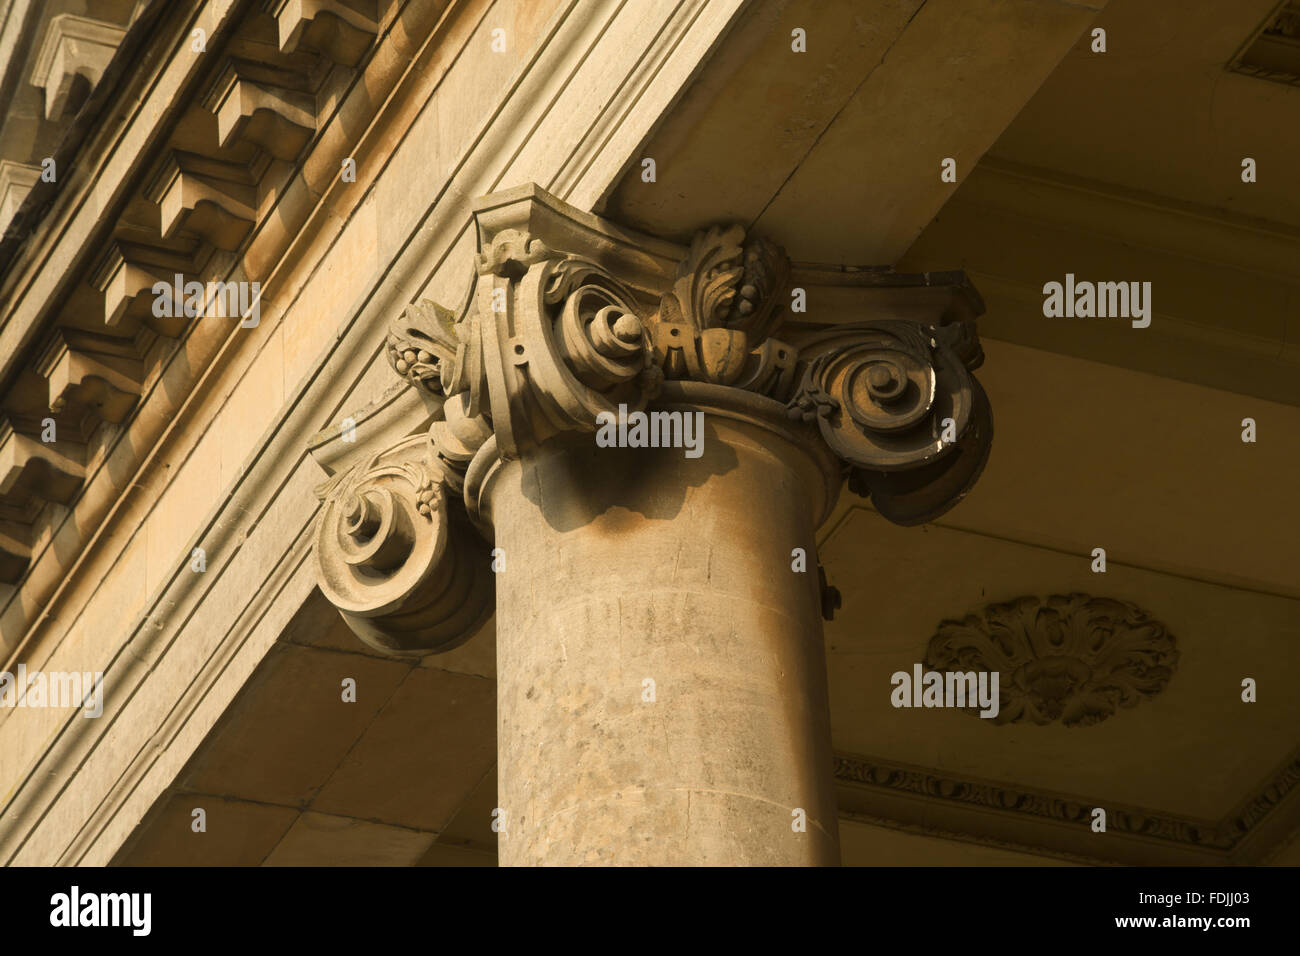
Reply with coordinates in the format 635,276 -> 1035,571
310,184 -> 994,654
925,593 -> 1179,727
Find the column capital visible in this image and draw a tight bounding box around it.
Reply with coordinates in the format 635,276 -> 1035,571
312,184 -> 993,653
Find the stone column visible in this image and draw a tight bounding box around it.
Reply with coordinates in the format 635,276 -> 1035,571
488,401 -> 841,864
310,184 -> 993,866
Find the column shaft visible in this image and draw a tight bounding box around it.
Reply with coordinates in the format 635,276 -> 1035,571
488,413 -> 840,865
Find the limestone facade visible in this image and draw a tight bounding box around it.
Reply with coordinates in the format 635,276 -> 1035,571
1,0 -> 1297,867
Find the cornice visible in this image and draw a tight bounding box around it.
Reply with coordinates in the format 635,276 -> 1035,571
0,0 -> 167,263
0,0 -> 461,623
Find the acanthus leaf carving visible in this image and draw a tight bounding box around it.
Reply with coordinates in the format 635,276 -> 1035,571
721,235 -> 790,342
649,226 -> 791,388
386,299 -> 461,396
668,224 -> 746,331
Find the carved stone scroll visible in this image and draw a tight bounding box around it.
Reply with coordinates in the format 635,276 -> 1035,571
786,321 -> 993,525
312,434 -> 493,657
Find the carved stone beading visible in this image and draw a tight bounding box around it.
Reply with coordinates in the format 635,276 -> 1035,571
312,184 -> 994,653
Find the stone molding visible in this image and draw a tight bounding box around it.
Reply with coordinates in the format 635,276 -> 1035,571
311,183 -> 993,654
834,747 -> 1300,864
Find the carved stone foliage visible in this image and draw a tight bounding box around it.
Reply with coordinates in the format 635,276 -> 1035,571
653,225 -> 790,383
312,185 -> 994,653
383,189 -> 991,522
925,593 -> 1179,727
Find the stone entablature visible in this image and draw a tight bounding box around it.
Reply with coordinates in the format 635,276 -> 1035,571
0,0 -> 439,604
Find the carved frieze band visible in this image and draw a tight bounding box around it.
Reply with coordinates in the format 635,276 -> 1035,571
312,185 -> 994,653
834,747 -> 1300,857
